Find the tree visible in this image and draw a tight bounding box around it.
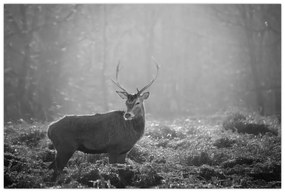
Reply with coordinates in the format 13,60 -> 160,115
4,4 -> 80,121
212,4 -> 281,115
101,5 -> 109,111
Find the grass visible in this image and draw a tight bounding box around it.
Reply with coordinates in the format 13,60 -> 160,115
4,112 -> 281,188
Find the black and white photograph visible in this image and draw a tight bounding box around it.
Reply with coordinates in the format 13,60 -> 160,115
3,2 -> 282,189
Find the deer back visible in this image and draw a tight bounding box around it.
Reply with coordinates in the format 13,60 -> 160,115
48,111 -> 145,155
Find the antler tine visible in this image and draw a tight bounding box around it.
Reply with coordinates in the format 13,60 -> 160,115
138,56 -> 160,95
111,61 -> 129,93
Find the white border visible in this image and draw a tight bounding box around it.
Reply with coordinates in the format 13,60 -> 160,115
1,1 -> 284,192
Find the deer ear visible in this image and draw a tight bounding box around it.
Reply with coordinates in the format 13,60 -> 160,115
141,92 -> 150,100
116,91 -> 128,99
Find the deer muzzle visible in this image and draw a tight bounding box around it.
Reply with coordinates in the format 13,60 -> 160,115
124,112 -> 135,120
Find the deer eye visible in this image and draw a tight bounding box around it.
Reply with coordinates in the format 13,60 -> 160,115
135,102 -> 140,105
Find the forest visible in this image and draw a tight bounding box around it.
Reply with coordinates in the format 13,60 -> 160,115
4,4 -> 281,189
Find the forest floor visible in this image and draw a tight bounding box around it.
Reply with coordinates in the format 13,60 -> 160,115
4,112 -> 281,188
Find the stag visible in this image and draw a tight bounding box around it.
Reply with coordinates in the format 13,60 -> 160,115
48,58 -> 159,179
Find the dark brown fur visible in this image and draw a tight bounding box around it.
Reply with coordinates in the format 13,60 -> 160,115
48,110 -> 145,177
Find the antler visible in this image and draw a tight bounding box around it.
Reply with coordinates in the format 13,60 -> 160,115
111,61 -> 129,93
137,56 -> 160,95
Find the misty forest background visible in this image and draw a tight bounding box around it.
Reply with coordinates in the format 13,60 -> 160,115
3,4 -> 282,189
4,4 -> 281,122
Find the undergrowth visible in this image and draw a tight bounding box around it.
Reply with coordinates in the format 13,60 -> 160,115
4,112 -> 281,188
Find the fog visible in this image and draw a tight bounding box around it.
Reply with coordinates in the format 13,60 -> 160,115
4,4 -> 281,122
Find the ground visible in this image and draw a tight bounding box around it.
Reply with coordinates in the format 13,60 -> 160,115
4,112 -> 281,188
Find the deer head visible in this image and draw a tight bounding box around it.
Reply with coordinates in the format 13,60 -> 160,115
112,57 -> 160,120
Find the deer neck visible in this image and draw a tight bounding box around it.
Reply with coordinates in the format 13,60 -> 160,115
129,105 -> 146,137
131,115 -> 145,139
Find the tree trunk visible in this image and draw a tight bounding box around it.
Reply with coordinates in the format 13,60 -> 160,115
246,32 -> 264,115
101,5 -> 108,111
17,5 -> 33,119
240,5 -> 265,115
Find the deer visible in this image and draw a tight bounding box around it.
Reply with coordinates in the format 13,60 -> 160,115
47,58 -> 159,179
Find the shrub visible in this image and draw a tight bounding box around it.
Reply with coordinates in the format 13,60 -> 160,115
77,169 -> 102,187
249,161 -> 281,181
155,139 -> 169,148
211,152 -> 231,165
198,165 -> 226,180
17,129 -> 46,147
128,145 -> 149,163
222,113 -> 277,136
213,137 -> 236,148
4,144 -> 17,154
3,117 -> 281,188
133,164 -> 163,188
221,157 -> 260,168
186,152 -> 212,166
4,152 -> 27,171
39,149 -> 55,162
4,151 -> 50,188
86,154 -> 108,164
146,125 -> 178,140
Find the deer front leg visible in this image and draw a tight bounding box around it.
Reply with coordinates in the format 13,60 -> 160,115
50,149 -> 75,181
